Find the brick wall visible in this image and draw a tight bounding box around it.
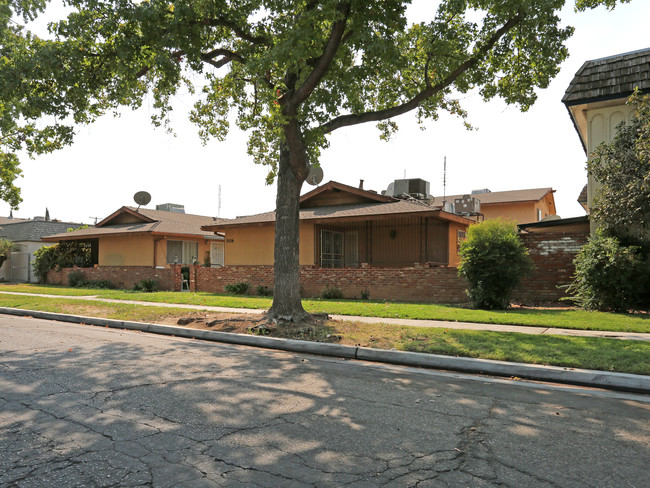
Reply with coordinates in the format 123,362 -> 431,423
47,266 -> 174,290
48,229 -> 587,305
513,232 -> 589,305
190,264 -> 469,303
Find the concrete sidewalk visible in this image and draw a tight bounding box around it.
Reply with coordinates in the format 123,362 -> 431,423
1,290 -> 649,341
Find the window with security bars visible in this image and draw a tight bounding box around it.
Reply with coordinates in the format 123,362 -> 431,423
321,230 -> 344,267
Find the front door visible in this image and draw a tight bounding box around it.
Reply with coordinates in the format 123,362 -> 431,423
210,241 -> 225,267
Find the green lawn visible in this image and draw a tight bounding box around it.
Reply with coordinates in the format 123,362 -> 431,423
1,283 -> 648,333
0,292 -> 648,376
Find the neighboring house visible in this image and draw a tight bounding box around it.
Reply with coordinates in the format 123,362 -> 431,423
0,219 -> 86,283
202,181 -> 473,268
562,47 -> 650,232
42,205 -> 226,268
430,187 -> 557,225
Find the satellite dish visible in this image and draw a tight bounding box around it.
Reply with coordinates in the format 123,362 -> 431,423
133,191 -> 151,209
305,165 -> 324,186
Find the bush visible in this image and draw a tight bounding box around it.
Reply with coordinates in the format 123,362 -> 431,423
360,289 -> 370,300
134,278 -> 159,292
83,279 -> 116,289
33,240 -> 93,283
225,281 -> 250,295
33,246 -> 60,283
458,219 -> 534,310
563,232 -> 648,312
321,285 -> 344,299
67,270 -> 85,287
256,285 -> 273,296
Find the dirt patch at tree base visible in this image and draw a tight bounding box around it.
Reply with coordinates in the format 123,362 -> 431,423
159,311 -> 343,343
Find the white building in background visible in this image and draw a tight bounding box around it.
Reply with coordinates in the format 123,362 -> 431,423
0,217 -> 87,283
562,48 -> 650,233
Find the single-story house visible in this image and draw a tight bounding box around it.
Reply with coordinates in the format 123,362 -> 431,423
0,218 -> 87,283
201,181 -> 473,268
430,187 -> 557,224
562,47 -> 650,232
42,205 -> 227,268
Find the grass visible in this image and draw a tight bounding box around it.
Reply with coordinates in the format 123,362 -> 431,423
0,294 -> 194,323
0,293 -> 648,376
1,283 -> 649,333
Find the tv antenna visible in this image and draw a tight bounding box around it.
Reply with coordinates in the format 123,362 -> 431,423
133,191 -> 151,211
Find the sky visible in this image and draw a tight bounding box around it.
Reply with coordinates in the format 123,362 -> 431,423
3,0 -> 650,225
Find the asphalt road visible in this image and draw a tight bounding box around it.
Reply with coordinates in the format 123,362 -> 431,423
1,316 -> 649,487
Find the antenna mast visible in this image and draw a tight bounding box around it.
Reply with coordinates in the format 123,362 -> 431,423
217,185 -> 222,218
443,156 -> 447,205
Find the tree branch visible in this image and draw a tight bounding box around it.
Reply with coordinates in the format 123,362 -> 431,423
320,13 -> 522,134
201,48 -> 245,68
289,2 -> 350,106
197,18 -> 270,45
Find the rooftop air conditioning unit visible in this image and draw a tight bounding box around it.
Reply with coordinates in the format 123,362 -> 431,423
454,195 -> 481,215
388,178 -> 430,198
156,203 -> 185,214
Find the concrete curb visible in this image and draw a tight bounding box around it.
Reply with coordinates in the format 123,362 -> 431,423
3,307 -> 649,394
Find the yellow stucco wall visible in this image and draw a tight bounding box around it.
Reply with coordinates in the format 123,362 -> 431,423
585,102 -> 636,232
223,223 -> 315,266
481,197 -> 555,225
99,235 -> 155,266
448,221 -> 466,267
98,235 -> 210,267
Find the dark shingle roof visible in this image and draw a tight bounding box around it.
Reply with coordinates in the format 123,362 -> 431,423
562,48 -> 650,105
0,221 -> 86,242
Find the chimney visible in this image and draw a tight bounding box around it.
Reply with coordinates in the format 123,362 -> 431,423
359,179 -> 364,190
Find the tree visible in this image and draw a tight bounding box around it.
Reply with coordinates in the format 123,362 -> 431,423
0,0 -> 630,321
458,219 -> 533,309
589,91 -> 650,247
0,238 -> 16,269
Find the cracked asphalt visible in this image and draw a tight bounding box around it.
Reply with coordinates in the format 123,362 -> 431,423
1,315 -> 649,487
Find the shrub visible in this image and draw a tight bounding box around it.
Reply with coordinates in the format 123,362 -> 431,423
458,219 -> 534,310
256,285 -> 273,296
563,232 -> 647,312
83,279 -> 116,289
134,278 -> 159,292
321,285 -> 344,299
360,289 -> 370,300
225,281 -> 250,295
33,239 -> 93,283
33,246 -> 60,283
67,270 -> 85,287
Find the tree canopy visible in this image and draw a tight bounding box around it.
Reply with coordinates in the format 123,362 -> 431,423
0,0 -> 632,318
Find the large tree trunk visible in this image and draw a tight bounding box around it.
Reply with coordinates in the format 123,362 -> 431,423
267,143 -> 309,322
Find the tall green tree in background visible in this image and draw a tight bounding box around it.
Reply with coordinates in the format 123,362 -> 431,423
0,0 -> 630,320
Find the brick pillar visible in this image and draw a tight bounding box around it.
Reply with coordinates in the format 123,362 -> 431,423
170,264 -> 182,291
189,265 -> 198,292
